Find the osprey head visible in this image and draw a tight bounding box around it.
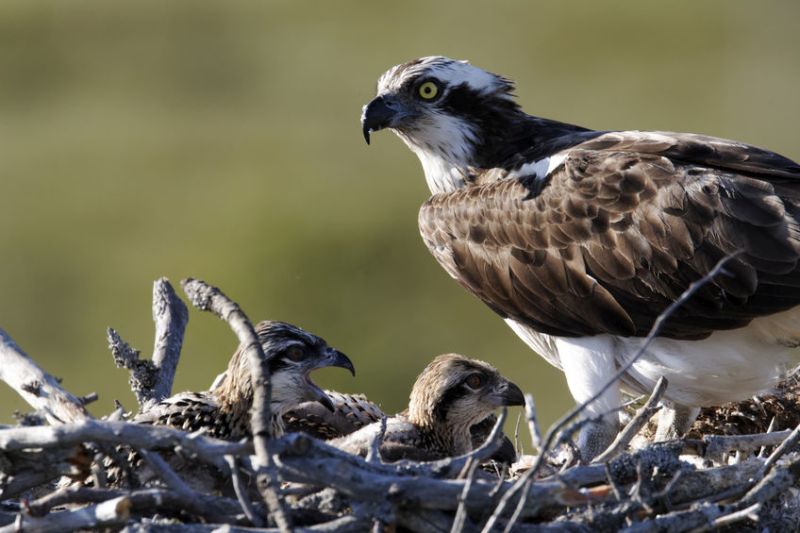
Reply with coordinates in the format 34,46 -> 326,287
408,353 -> 524,432
217,320 -> 355,415
362,57 -> 521,190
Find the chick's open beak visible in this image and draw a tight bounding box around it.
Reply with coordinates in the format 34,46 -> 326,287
309,348 -> 355,412
326,348 -> 355,377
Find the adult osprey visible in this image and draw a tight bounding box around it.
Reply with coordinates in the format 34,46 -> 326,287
361,56 -> 800,458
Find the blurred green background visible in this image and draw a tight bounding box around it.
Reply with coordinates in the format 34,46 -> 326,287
1,1 -> 798,436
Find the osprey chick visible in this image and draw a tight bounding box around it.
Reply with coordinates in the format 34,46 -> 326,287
285,387 -> 518,465
134,320 -> 355,440
362,56 -> 800,459
332,353 -> 523,462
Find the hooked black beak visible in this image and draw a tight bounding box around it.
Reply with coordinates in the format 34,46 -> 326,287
497,381 -> 525,407
310,348 -> 354,412
326,348 -> 355,377
361,95 -> 397,145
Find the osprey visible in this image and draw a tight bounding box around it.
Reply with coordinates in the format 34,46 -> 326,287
134,320 -> 355,440
361,56 -> 800,458
331,353 -> 524,462
285,379 -> 518,466
107,320 -> 355,489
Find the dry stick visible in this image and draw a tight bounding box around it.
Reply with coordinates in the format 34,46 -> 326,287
703,428 -> 793,460
451,409 -> 507,533
138,449 -> 196,500
523,394 -> 542,453
0,419 -> 247,471
0,328 -> 89,424
759,423 -> 800,476
107,328 -> 155,408
149,278 -> 189,403
483,253 -> 739,533
0,496 -> 132,533
26,487 -> 248,524
593,376 -> 668,463
226,455 -> 264,527
688,503 -> 761,533
450,459 -> 480,533
108,279 -> 188,409
180,278 -> 291,532
758,416 -> 777,458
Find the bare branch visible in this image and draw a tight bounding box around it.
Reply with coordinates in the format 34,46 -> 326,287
593,376 -> 668,463
226,455 -> 264,527
22,487 -> 250,529
0,495 -> 131,533
524,394 -> 542,453
150,278 -> 189,403
0,329 -> 89,424
759,422 -> 800,476
703,428 -> 794,460
0,419 -> 248,472
180,278 -> 290,532
107,328 -> 156,408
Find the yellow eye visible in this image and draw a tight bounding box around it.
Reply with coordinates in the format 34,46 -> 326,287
465,373 -> 484,390
418,81 -> 440,100
286,346 -> 305,362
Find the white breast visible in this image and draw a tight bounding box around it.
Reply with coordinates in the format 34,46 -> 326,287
508,307 -> 800,413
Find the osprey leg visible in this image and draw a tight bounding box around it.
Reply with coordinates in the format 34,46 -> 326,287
654,402 -> 700,442
556,336 -> 622,461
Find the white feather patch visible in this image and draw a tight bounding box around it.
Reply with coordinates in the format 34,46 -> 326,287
508,308 -> 800,411
509,154 -> 567,182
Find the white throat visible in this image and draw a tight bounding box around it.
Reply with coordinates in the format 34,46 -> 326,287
393,113 -> 478,195
412,148 -> 468,195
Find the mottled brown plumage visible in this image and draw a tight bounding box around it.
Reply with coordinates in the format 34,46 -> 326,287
419,131 -> 800,340
134,320 -> 354,439
283,390 -> 385,440
332,354 -> 523,462
105,320 -> 353,489
285,388 -> 518,465
362,56 -> 800,458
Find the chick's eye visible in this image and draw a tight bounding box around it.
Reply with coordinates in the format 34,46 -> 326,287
286,346 -> 305,362
465,373 -> 484,390
418,81 -> 440,100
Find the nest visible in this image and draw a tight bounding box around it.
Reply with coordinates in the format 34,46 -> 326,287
1,277 -> 799,532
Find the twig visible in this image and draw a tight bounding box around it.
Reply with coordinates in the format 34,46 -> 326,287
226,455 -> 264,527
149,278 -> 189,404
107,328 -> 157,409
0,328 -> 89,424
759,422 -> 800,476
180,278 -> 291,532
593,376 -> 668,463
703,428 -> 794,460
0,419 -> 248,471
26,486 -> 249,523
450,459 -> 480,533
482,253 -> 738,533
740,452 -> 800,508
524,394 -> 542,453
757,416 -> 777,458
1,496 -> 131,533
689,502 -> 761,533
138,449 -> 196,500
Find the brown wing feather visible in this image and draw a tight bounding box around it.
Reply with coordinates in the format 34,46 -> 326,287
419,131 -> 800,339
